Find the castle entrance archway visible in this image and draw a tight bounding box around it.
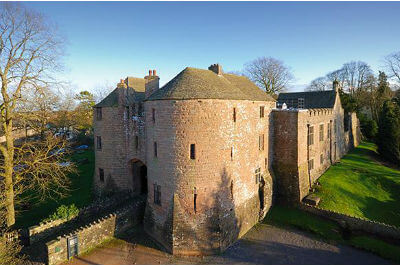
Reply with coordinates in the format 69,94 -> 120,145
131,159 -> 147,194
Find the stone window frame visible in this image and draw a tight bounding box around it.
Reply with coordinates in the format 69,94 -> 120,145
308,126 -> 314,146
308,159 -> 314,171
260,106 -> 265,118
320,153 -> 324,165
233,107 -> 237,122
96,107 -> 102,121
259,134 -> 265,151
154,142 -> 158,158
319,124 -> 324,142
99,168 -> 104,182
327,122 -> 331,139
255,167 -> 261,184
96,136 -> 102,150
190,144 -> 196,160
154,183 -> 161,205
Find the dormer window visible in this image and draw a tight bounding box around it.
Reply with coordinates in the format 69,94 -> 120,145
298,98 -> 305,109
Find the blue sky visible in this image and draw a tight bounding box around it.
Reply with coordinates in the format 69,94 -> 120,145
25,1 -> 400,92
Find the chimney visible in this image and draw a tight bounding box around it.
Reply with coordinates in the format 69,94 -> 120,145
145,69 -> 159,98
208,63 -> 223,75
117,78 -> 127,88
333,80 -> 339,92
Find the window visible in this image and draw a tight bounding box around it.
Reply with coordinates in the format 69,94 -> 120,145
135,136 -> 139,150
96,107 -> 102,120
319,124 -> 324,142
96,136 -> 102,150
308,126 -> 314,146
327,123 -> 331,139
255,167 -> 261,184
259,134 -> 265,151
99,168 -> 104,182
298,98 -> 305,109
138,103 -> 144,116
152,108 -> 155,123
320,154 -> 324,165
193,187 -> 197,213
154,142 -> 157,157
231,147 -> 233,161
154,184 -> 161,205
190,144 -> 196,160
265,158 -> 268,169
260,106 -> 265,118
126,106 -> 130,119
308,159 -> 314,171
230,181 -> 234,199
233,108 -> 236,122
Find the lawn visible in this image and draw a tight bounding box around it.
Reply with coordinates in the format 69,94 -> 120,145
313,142 -> 400,227
264,205 -> 400,263
15,147 -> 95,228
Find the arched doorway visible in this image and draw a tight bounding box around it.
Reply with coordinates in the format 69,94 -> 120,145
131,159 -> 147,194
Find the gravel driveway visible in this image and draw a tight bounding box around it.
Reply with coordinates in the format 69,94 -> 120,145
63,224 -> 395,265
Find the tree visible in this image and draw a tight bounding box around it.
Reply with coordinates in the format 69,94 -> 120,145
244,57 -> 294,95
0,3 -> 67,226
377,99 -> 400,165
74,90 -> 95,131
384,51 -> 400,84
307,76 -> 330,91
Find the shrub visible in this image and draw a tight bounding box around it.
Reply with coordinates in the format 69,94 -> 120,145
377,100 -> 400,165
44,204 -> 79,222
359,114 -> 378,141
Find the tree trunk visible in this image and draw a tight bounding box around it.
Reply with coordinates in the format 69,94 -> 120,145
4,119 -> 15,227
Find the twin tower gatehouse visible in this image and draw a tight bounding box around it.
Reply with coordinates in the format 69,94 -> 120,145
93,64 -> 360,255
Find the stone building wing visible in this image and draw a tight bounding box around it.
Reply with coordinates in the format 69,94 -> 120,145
147,67 -> 274,102
277,90 -> 336,109
95,77 -> 146,107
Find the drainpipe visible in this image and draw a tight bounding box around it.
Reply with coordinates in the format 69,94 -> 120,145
307,124 -> 312,190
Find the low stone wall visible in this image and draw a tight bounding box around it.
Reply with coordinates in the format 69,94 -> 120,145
46,201 -> 145,265
299,203 -> 400,240
28,193 -> 134,245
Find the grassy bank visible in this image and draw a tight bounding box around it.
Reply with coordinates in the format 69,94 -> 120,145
15,147 -> 95,228
313,142 -> 400,227
264,205 -> 400,263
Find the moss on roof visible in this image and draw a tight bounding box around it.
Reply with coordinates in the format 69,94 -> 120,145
147,67 -> 274,102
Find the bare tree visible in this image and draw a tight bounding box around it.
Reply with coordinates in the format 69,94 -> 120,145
244,57 -> 294,95
93,81 -> 114,104
384,51 -> 400,84
0,3 -> 66,226
307,76 -> 330,91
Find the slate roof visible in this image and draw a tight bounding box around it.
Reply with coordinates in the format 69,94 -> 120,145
95,77 -> 146,107
277,90 -> 337,109
147,67 -> 274,102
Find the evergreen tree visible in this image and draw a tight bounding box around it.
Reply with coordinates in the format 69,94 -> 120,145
377,100 -> 400,165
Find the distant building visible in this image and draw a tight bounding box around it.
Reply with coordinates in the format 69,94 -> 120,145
93,65 -> 360,255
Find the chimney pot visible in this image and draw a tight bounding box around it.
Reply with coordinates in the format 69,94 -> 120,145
149,70 -> 152,76
153,69 -> 157,76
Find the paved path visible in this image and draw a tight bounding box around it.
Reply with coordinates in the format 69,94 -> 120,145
63,224 -> 395,265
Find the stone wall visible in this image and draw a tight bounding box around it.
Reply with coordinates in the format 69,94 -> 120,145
144,99 -> 275,255
46,202 -> 144,265
272,92 -> 352,204
299,203 -> 400,241
93,87 -> 146,195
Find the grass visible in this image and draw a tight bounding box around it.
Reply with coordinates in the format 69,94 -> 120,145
14,147 -> 95,228
264,205 -> 400,263
313,142 -> 400,227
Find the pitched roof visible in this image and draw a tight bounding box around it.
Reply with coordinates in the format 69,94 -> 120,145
147,67 -> 274,102
95,77 -> 146,107
277,90 -> 337,109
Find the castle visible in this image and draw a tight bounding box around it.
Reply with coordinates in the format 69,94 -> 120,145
93,64 -> 361,255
